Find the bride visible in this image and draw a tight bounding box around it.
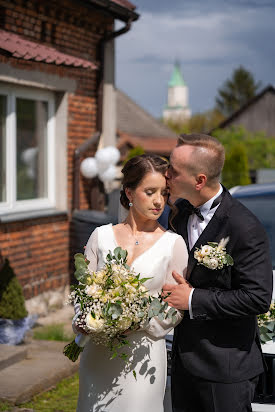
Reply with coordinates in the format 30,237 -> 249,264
75,154 -> 188,412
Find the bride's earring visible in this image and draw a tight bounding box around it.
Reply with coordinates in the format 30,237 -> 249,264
129,202 -> 133,207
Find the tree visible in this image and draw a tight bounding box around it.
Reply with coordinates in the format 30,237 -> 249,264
164,108 -> 225,135
222,143 -> 251,188
212,126 -> 275,172
215,66 -> 261,116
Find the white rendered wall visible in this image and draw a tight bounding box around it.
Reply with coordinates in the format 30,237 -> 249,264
168,85 -> 188,108
100,39 -> 117,148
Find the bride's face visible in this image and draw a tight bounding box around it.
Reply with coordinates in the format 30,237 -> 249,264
127,172 -> 168,220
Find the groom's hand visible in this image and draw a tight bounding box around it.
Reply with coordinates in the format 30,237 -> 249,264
162,271 -> 193,311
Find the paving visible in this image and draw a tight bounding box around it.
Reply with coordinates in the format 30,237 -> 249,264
0,305 -> 78,407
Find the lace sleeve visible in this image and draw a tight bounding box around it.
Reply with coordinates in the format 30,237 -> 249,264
143,235 -> 188,339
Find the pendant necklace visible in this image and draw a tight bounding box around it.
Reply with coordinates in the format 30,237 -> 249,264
124,223 -> 141,246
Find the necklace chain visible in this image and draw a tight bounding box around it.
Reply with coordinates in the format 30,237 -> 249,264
124,224 -> 143,246
124,222 -> 159,246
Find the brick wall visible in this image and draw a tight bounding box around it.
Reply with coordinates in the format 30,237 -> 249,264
0,0 -> 113,298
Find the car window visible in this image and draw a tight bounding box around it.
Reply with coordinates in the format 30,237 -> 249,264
233,195 -> 275,269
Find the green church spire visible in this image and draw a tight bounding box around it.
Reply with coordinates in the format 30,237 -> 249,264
168,61 -> 186,87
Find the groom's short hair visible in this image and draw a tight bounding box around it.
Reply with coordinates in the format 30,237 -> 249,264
177,133 -> 225,185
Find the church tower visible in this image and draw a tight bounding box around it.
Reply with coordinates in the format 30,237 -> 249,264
163,62 -> 191,122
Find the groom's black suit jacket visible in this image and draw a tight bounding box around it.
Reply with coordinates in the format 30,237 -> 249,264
170,188 -> 273,383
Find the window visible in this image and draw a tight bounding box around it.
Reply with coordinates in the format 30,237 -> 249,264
0,84 -> 55,214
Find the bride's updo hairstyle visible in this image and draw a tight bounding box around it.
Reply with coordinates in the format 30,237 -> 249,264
120,154 -> 169,210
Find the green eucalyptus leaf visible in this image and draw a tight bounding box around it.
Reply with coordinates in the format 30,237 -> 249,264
158,312 -> 165,321
141,297 -> 149,306
167,307 -> 177,319
74,268 -> 88,282
137,311 -> 145,318
120,249 -> 127,260
74,252 -> 86,260
114,247 -> 123,260
265,321 -> 275,331
108,303 -> 123,320
225,254 -> 234,266
159,302 -> 168,313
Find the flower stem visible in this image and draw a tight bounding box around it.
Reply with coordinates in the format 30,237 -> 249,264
63,340 -> 83,362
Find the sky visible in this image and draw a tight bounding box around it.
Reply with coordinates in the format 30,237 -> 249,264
115,0 -> 275,118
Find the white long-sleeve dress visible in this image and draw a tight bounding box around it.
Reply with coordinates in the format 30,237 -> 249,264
76,223 -> 188,412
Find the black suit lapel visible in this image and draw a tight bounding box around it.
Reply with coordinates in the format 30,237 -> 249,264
171,200 -> 191,253
187,191 -> 232,279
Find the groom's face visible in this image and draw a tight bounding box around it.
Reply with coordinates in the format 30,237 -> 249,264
167,145 -> 196,201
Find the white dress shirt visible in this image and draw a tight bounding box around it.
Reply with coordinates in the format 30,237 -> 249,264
188,184 -> 223,318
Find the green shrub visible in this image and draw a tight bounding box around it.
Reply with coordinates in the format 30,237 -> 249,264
123,145 -> 145,164
222,143 -> 251,188
0,259 -> 28,320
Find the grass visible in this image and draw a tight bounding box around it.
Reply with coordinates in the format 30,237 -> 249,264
21,373 -> 79,412
32,323 -> 74,342
0,324 -> 77,411
0,401 -> 13,411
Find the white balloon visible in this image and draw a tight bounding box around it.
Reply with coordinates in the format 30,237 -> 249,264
95,146 -> 120,172
80,157 -> 98,179
98,165 -> 117,182
21,147 -> 38,166
105,146 -> 120,165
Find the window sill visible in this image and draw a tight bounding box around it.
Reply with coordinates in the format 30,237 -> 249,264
0,208 -> 68,223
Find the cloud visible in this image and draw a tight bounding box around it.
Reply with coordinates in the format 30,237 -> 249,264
116,2 -> 275,117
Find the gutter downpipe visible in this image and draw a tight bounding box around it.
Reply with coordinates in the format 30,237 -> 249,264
72,19 -> 133,211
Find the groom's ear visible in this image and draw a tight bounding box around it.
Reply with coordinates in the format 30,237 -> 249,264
195,174 -> 207,190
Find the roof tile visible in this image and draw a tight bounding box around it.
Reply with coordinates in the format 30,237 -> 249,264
0,29 -> 97,70
117,89 -> 177,139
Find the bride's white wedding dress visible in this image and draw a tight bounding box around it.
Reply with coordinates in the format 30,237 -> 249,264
76,223 -> 188,412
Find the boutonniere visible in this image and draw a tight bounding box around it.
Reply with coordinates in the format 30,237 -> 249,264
194,237 -> 234,270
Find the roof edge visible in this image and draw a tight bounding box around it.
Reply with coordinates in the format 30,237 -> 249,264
85,0 -> 139,22
211,84 -> 275,133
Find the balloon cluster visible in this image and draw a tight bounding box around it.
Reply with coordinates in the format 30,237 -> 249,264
80,146 -> 120,183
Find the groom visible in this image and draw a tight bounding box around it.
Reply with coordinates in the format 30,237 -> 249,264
163,133 -> 273,412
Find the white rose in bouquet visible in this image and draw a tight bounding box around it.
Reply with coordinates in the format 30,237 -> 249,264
86,314 -> 104,333
85,284 -> 102,298
208,258 -> 219,270
200,245 -> 213,257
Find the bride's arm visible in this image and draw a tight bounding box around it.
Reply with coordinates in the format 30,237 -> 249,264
72,228 -> 99,333
143,236 -> 188,339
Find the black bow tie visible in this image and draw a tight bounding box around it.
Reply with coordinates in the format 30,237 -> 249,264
187,204 -> 204,221
176,189 -> 225,222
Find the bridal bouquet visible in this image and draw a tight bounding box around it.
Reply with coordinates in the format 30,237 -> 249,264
63,247 -> 177,364
194,237 -> 234,270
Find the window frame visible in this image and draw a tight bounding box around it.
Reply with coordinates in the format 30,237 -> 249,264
0,84 -> 56,214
